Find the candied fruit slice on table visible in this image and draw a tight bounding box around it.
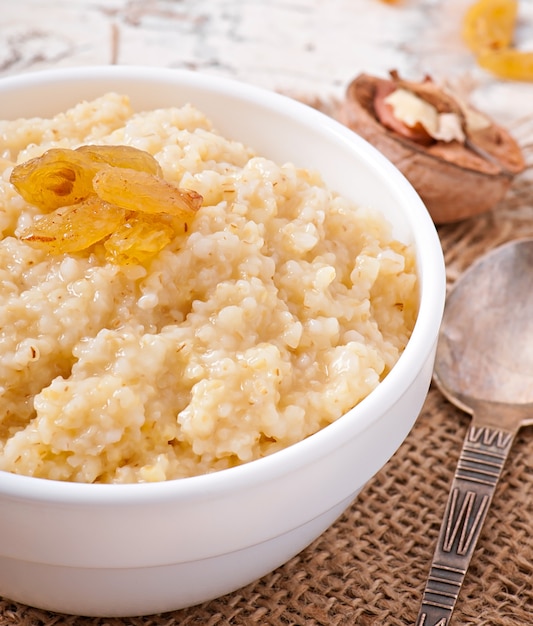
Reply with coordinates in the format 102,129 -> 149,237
477,48 -> 533,81
462,0 -> 533,82
462,0 -> 518,54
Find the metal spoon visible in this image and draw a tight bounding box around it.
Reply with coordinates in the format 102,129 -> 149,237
415,238 -> 533,626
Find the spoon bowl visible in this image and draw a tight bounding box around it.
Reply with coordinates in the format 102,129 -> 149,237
416,238 -> 533,625
436,238 -> 533,411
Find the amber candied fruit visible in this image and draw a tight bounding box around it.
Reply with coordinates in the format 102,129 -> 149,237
10,145 -> 165,211
10,149 -> 95,210
463,0 -> 518,54
463,0 -> 533,81
104,214 -> 175,265
477,49 -> 533,81
19,196 -> 126,254
11,144 -> 203,264
75,144 -> 163,177
92,167 -> 203,218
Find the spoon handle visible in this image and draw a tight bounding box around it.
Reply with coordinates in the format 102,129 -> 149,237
415,414 -> 517,626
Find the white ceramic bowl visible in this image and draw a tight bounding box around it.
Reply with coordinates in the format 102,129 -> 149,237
0,66 -> 445,617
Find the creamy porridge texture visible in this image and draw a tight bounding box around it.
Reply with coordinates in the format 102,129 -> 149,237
0,93 -> 417,483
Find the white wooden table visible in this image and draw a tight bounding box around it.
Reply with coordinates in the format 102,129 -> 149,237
3,0 -> 533,126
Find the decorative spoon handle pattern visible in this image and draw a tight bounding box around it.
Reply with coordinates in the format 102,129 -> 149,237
415,418 -> 516,626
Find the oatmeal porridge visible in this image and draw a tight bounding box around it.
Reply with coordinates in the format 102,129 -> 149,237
0,93 -> 417,483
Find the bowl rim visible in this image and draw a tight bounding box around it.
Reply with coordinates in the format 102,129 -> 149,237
0,65 -> 446,503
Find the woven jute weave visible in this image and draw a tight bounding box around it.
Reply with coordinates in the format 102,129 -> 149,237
1,105 -> 532,626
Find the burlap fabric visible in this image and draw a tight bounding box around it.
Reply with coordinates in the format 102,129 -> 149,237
1,107 -> 532,626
